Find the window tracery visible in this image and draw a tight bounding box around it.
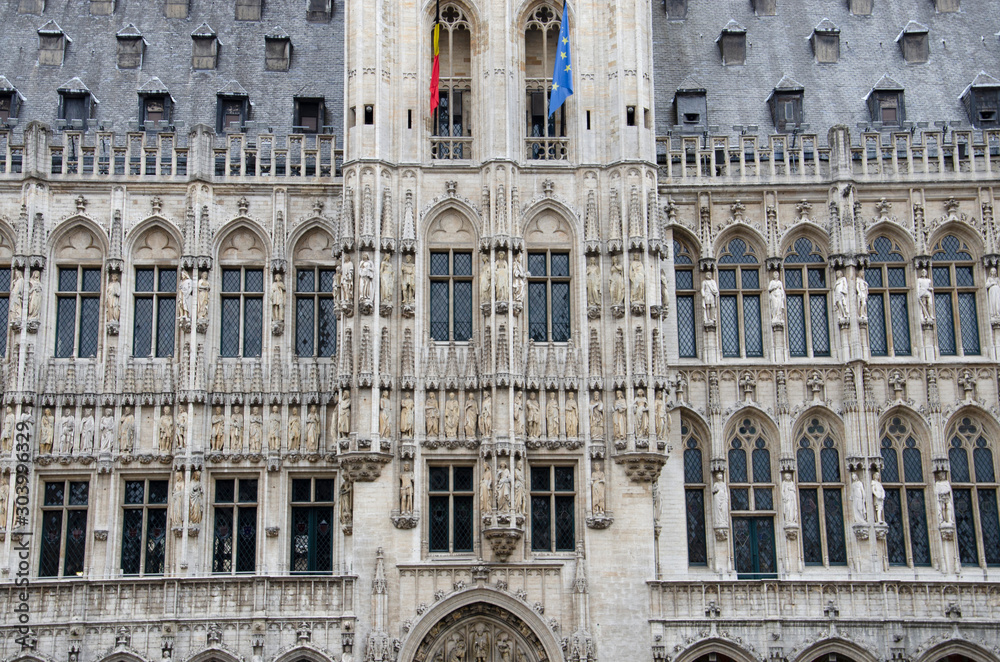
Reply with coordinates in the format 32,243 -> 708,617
718,238 -> 762,358
683,416 -> 707,564
783,237 -> 830,357
931,235 -> 980,356
796,416 -> 846,565
947,416 -> 1000,566
865,236 -> 911,356
728,415 -> 776,578
880,415 -> 931,566
432,4 -> 473,160
674,239 -> 697,358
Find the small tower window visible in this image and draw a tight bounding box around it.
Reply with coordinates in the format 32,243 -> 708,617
961,73 -> 1000,128
235,0 -> 262,21
717,20 -> 747,66
810,19 -> 840,64
116,25 -> 144,69
897,22 -> 929,64
191,23 -> 219,70
264,31 -> 291,71
38,21 -> 69,67
58,78 -> 93,131
307,0 -> 332,22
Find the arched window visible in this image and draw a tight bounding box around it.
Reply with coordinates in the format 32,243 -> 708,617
0,230 -> 13,357
53,225 -> 105,358
131,225 -> 180,359
880,416 -> 931,566
427,210 -> 476,342
783,237 -> 830,357
524,4 -> 568,160
682,416 -> 707,564
932,235 -> 980,356
527,250 -> 570,342
796,417 -> 846,565
865,236 -> 911,356
217,227 -> 268,358
718,238 -> 762,358
292,228 -> 337,357
947,416 -> 1000,566
431,4 -> 473,160
728,416 -> 776,578
674,239 -> 697,358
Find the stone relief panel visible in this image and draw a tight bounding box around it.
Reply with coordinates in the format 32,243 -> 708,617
414,603 -> 550,662
132,225 -> 181,261
523,211 -> 573,246
295,226 -> 335,261
54,224 -> 104,260
427,209 -> 476,245
219,226 -> 267,262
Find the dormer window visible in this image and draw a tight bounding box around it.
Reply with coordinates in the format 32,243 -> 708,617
57,78 -> 93,131
265,30 -> 291,71
934,0 -> 959,11
849,0 -> 873,15
90,0 -> 114,15
18,0 -> 44,15
674,77 -> 707,134
294,98 -> 325,133
867,76 -> 905,127
116,25 -> 144,69
897,22 -> 929,64
961,73 -> 1000,128
767,76 -> 803,132
138,78 -> 171,130
307,0 -> 332,22
810,19 -> 840,64
235,0 -> 262,21
0,78 -> 22,126
663,0 -> 686,19
751,0 -> 775,16
717,20 -> 746,66
217,95 -> 249,133
38,21 -> 69,67
191,23 -> 218,70
165,0 -> 188,18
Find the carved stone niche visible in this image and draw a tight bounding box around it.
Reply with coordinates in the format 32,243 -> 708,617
339,450 -> 393,482
483,525 -> 522,562
613,451 -> 667,483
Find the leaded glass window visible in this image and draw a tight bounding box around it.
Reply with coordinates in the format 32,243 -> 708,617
290,477 -> 335,572
675,240 -> 697,358
880,417 -> 931,566
784,237 -> 830,357
525,5 -> 568,161
530,464 -> 575,552
429,250 -> 473,342
431,4 -> 473,160
121,478 -> 168,575
718,239 -> 762,358
428,465 -> 475,553
55,266 -> 102,358
0,267 -> 9,357
295,267 -> 337,357
133,266 -> 176,358
796,418 -> 846,566
932,235 -> 980,356
213,477 -> 258,573
728,416 -> 776,578
683,416 -> 707,564
220,267 -> 264,357
527,251 -> 571,342
39,480 -> 89,577
948,417 -> 1000,567
866,237 -> 911,356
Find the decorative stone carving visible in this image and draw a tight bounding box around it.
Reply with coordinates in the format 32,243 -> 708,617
119,408 -> 134,454
629,253 -> 645,313
780,471 -> 797,525
872,471 -> 886,523
589,391 -> 604,438
188,470 -> 203,524
612,390 -> 627,448
400,392 -> 414,438
525,391 -> 541,439
769,270 -> 785,326
27,269 -> 41,324
834,270 -> 849,322
916,268 -> 934,323
271,273 -> 285,334
425,392 -> 440,437
850,472 -> 868,523
495,251 -> 510,302
210,406 -> 225,451
633,388 -> 649,440
306,404 -> 321,452
39,407 -> 54,454
565,392 -> 579,438
288,407 -> 301,451
702,273 -> 719,325
934,469 -> 953,526
444,391 -> 460,438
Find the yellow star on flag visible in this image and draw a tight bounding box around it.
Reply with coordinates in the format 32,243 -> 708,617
560,51 -> 567,59
565,65 -> 571,72
552,83 -> 559,90
563,37 -> 568,44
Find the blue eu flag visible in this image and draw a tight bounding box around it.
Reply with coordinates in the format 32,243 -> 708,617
548,2 -> 573,117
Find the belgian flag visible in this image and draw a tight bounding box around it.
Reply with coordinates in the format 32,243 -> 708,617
430,0 -> 441,115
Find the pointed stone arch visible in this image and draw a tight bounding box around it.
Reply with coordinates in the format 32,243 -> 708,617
215,220 -> 270,263
864,222 -> 916,259
182,649 -> 244,662
791,405 -> 846,444
269,646 -> 334,662
673,637 -> 763,662
50,216 -> 108,261
520,199 -> 579,243
95,652 -> 153,662
792,637 -> 880,662
913,639 -> 1000,662
423,202 -> 480,247
128,217 -> 183,263
289,221 -> 336,264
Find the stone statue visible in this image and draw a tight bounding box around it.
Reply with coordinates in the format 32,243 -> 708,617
379,390 -> 392,438
157,406 -> 173,453
268,405 -> 281,451
197,271 -> 211,319
379,253 -> 394,304
526,391 -> 541,438
856,269 -> 869,321
248,405 -> 263,453
8,269 -> 22,322
935,471 -> 953,525
473,626 -> 490,662
916,268 -> 934,322
27,270 -> 42,320
178,270 -> 193,319
513,458 -> 526,514
337,391 -> 351,439
988,267 -> 1000,322
306,404 -> 321,451
99,408 -> 115,453
546,393 -> 559,438
609,255 -> 625,305
288,407 -> 302,451
341,256 -> 355,303
79,408 -> 95,453
495,636 -> 512,662
871,471 -> 886,523
464,393 -> 478,438
400,393 -> 415,438
495,461 -> 512,511
400,462 -> 414,513
0,406 -> 13,451
629,254 -> 645,303
444,391 -> 460,438
40,407 -> 54,454
401,254 -> 416,305
0,475 -> 8,529
60,408 -> 76,454
211,406 -> 226,451
589,391 -> 604,438
228,406 -> 244,451
188,471 -> 203,524
479,391 -> 492,437
450,639 -> 467,662
780,472 -> 798,525
480,254 -> 491,303
176,409 -> 187,450
512,255 -> 525,304
106,273 -> 121,323
768,271 -> 785,324
495,251 -> 510,301
480,462 -> 493,513
358,252 -> 375,301
654,394 -> 666,439
170,470 -> 185,528
850,472 -> 867,523
591,463 -> 606,515
513,391 -> 525,436
633,388 -> 649,438
425,392 -> 440,437
119,408 -> 135,454
834,270 -> 850,321
271,273 -> 285,322
712,474 -> 729,523
586,257 -> 601,307
612,390 -> 627,442
660,267 -> 670,311
702,274 -> 719,324
565,393 -> 579,438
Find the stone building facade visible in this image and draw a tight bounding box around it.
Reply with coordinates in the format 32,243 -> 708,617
0,2 -> 997,662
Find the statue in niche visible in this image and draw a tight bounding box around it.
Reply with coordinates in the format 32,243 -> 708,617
565,393 -> 579,438
400,393 -> 414,438
178,270 -> 193,320
479,391 -> 492,437
612,390 -> 627,442
514,458 -> 526,514
871,471 -> 886,523
197,271 -> 211,320
425,392 -> 440,437
444,392 -> 460,438
340,479 -> 353,528
495,460 -> 512,511
988,267 -> 1000,322
525,391 -> 541,439
834,270 -> 850,321
701,273 -> 719,324
768,271 -> 785,325
106,273 -> 121,323
495,251 -> 510,301
480,461 -> 493,514
496,634 -> 512,662
358,252 -> 375,302
268,405 -> 282,451
609,255 -> 625,305
591,463 -> 607,515
633,389 -> 649,438
60,408 -> 76,454
288,407 -> 302,451
228,406 -> 244,451
306,404 -> 321,451
99,408 -> 115,453
27,270 -> 42,320
586,257 -> 601,307
935,470 -> 953,525
712,473 -> 728,524
916,268 -> 934,322
341,256 -> 355,303
780,471 -> 797,525
0,406 -> 13,451
479,254 -> 491,303
119,408 -> 135,454
380,253 -> 394,304
176,409 -> 187,450
379,390 -> 392,438
473,626 -> 490,662
660,267 -> 670,310
401,254 -> 416,305
8,270 -> 22,322
337,391 -> 351,439
856,269 -> 869,321
589,391 -> 604,438
654,393 -> 667,439
512,254 -> 526,304
850,472 -> 867,523
464,393 -> 478,438
79,408 -> 95,453
0,475 -> 8,529
271,273 -> 285,323
629,254 -> 645,303
211,406 -> 226,451
170,471 -> 185,529
400,462 -> 414,513
188,471 -> 203,525
546,393 -> 559,438
513,391 -> 525,436
40,407 -> 54,455
248,405 -> 263,453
